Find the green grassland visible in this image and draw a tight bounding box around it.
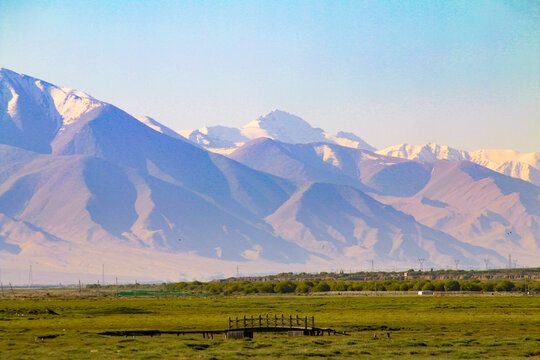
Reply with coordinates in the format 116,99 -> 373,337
1,294 -> 539,359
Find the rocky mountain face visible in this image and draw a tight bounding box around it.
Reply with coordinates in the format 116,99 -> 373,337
0,68 -> 537,283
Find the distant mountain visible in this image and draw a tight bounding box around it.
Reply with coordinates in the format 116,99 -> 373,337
0,68 -> 537,283
231,138 -> 540,266
179,110 -> 376,154
230,138 -> 433,197
376,143 -> 539,186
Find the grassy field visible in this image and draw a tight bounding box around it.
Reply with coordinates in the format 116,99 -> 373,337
1,293 -> 539,359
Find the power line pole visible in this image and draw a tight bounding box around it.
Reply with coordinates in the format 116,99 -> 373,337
417,258 -> 425,272
483,258 -> 489,270
454,259 -> 459,271
508,254 -> 512,269
102,264 -> 105,286
28,262 -> 33,288
370,259 -> 374,272
0,267 -> 4,297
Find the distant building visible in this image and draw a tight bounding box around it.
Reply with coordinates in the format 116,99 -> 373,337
418,290 -> 433,295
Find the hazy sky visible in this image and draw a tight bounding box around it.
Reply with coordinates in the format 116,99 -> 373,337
1,0 -> 538,152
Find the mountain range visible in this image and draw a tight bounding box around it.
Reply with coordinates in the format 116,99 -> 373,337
0,67 -> 538,283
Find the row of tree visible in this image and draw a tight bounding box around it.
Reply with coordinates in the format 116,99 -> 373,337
165,278 -> 540,295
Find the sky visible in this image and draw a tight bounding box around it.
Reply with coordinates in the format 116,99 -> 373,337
1,0 -> 538,152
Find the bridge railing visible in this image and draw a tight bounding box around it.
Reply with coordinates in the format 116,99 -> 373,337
228,314 -> 314,330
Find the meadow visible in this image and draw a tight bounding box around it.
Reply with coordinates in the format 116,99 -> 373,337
1,293 -> 539,359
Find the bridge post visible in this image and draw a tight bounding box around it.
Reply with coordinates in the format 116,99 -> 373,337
305,316 -> 308,329
312,316 -> 314,329
289,314 -> 292,328
296,314 -> 299,326
266,314 -> 269,327
251,315 -> 254,328
235,316 -> 238,329
228,317 -> 231,330
243,315 -> 246,328
259,314 -> 262,328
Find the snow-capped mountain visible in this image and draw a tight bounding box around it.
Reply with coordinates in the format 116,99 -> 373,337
376,143 -> 539,186
0,68 -> 537,283
179,110 -> 376,154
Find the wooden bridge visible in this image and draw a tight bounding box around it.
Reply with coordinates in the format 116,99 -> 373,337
100,314 -> 346,339
226,313 -> 341,338
229,314 -> 314,330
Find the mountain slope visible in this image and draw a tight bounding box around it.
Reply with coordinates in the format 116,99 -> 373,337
0,151 -> 310,262
372,161 -> 540,265
266,182 -> 504,268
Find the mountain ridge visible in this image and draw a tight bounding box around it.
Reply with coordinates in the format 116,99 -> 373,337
376,143 -> 539,186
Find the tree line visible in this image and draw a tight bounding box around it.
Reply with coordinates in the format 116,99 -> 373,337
165,278 -> 540,295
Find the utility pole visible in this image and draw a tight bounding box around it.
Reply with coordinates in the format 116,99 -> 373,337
102,264 -> 105,286
508,254 -> 512,269
483,258 -> 489,270
28,262 -> 33,288
417,258 -> 425,272
370,259 -> 374,272
454,259 -> 460,271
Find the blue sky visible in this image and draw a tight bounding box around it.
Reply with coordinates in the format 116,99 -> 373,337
1,0 -> 538,151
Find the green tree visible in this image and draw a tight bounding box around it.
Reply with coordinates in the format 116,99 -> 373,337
295,281 -> 311,294
256,282 -> 275,294
274,280 -> 296,293
399,283 -> 411,291
314,282 -> 330,292
444,280 -> 460,291
421,282 -> 435,291
494,280 -> 515,292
